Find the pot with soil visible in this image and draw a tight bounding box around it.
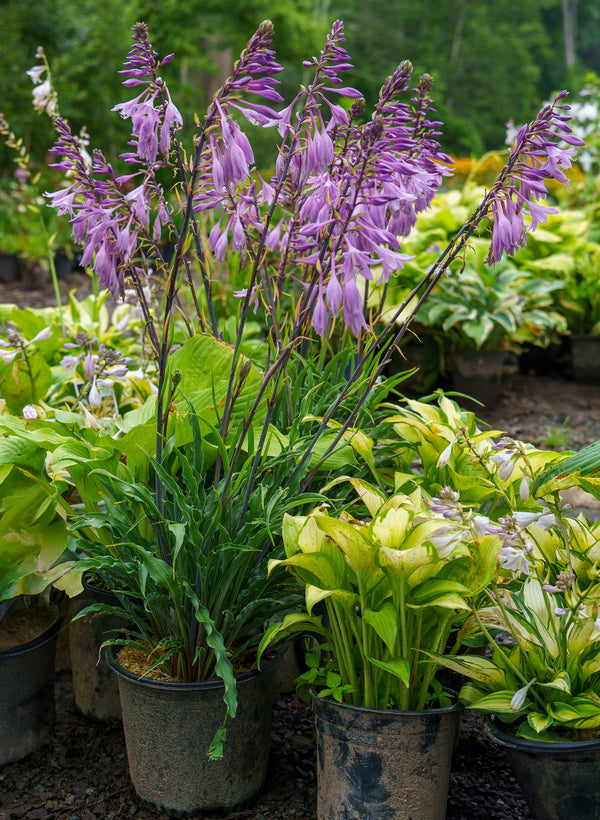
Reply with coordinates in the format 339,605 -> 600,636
484,715 -> 600,820
313,695 -> 460,820
68,574 -> 129,721
108,645 -> 283,815
0,601 -> 61,765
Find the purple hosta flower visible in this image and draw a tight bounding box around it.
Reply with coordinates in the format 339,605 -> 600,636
113,23 -> 183,164
61,354 -> 83,371
496,514 -> 535,575
554,607 -> 568,617
490,436 -> 520,480
429,486 -> 461,519
486,92 -> 584,265
22,404 -> 38,420
543,571 -> 576,594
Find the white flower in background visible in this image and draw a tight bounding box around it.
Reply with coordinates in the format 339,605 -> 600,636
26,65 -> 45,84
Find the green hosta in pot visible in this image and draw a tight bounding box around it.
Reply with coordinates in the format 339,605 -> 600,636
260,480 -> 502,819
432,513 -> 600,742
261,480 -> 502,710
428,510 -> 600,820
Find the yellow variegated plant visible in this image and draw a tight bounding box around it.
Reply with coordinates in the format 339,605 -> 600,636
258,480 -> 502,710
429,513 -> 600,742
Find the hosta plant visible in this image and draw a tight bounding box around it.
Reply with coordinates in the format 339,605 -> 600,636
431,512 -> 600,742
259,479 -> 502,710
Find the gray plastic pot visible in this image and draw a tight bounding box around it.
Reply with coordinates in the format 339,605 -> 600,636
312,694 -> 461,820
109,647 -> 282,816
451,350 -> 506,408
485,715 -> 600,820
0,610 -> 60,765
68,575 -> 129,721
571,334 -> 600,385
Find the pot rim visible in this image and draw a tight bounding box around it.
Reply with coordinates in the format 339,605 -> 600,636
107,643 -> 284,691
311,691 -> 461,718
0,607 -> 61,658
484,714 -> 600,753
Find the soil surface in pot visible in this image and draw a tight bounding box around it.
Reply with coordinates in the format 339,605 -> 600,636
0,606 -> 57,651
3,279 -> 600,818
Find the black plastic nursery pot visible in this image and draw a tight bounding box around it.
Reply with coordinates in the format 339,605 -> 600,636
570,334 -> 600,385
484,715 -> 600,820
0,610 -> 61,766
451,350 -> 506,409
68,575 -> 129,721
108,647 -> 282,816
312,694 -> 461,820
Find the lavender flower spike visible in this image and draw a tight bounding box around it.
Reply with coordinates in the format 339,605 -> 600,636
487,92 -> 584,265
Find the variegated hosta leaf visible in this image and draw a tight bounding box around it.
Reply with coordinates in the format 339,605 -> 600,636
462,690 -> 526,714
527,711 -> 554,734
282,511 -> 327,558
540,670 -> 571,694
423,651 -> 507,688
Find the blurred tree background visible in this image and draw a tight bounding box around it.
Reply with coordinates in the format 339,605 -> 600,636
1,0 -> 599,172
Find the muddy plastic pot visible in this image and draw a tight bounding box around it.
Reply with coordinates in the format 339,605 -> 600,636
109,647 -> 282,816
451,350 -> 506,409
68,576 -> 129,721
312,695 -> 461,820
570,334 -> 600,385
0,611 -> 60,765
484,715 -> 600,820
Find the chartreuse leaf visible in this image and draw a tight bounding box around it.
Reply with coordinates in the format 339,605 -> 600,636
322,476 -> 386,518
305,585 -> 356,616
462,691 -> 522,714
363,601 -> 398,654
540,671 -> 571,694
0,354 -> 53,413
282,512 -> 327,558
268,552 -> 343,590
313,514 -> 376,576
367,656 -> 410,686
257,612 -> 329,668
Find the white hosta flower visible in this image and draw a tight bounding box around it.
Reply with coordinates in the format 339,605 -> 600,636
22,404 -> 38,419
499,545 -> 531,575
32,78 -> 52,114
514,510 -> 557,530
26,65 -> 45,84
30,327 -> 52,343
511,678 -> 536,711
88,378 -> 101,407
0,349 -> 18,364
436,437 -> 458,469
519,473 -> 530,502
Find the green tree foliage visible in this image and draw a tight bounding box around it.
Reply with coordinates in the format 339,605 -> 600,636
329,0 -> 562,155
